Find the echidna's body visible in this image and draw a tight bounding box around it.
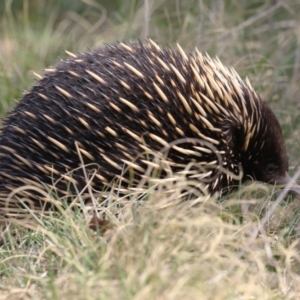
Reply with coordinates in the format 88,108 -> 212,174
0,40 -> 297,215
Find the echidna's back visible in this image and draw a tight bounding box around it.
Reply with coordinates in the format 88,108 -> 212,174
0,42 -> 224,213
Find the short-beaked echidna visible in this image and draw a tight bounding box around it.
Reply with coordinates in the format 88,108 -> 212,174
0,39 -> 299,216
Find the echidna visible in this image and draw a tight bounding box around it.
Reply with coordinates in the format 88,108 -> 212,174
0,39 -> 299,216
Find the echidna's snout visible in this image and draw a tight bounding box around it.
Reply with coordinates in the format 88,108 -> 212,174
275,173 -> 300,199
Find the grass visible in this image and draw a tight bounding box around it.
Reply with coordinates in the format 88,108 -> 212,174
1,185 -> 300,299
1,0 -> 300,298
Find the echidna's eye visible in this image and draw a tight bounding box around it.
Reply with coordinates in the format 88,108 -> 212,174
266,162 -> 277,174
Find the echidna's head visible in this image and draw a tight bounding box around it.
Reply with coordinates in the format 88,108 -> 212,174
240,101 -> 289,186
232,95 -> 300,198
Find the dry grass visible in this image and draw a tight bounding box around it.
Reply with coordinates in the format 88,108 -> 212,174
1,0 -> 300,299
1,180 -> 300,299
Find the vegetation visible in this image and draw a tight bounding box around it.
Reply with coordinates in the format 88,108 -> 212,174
1,0 -> 300,298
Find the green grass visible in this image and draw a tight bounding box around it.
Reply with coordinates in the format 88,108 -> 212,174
1,0 -> 300,298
